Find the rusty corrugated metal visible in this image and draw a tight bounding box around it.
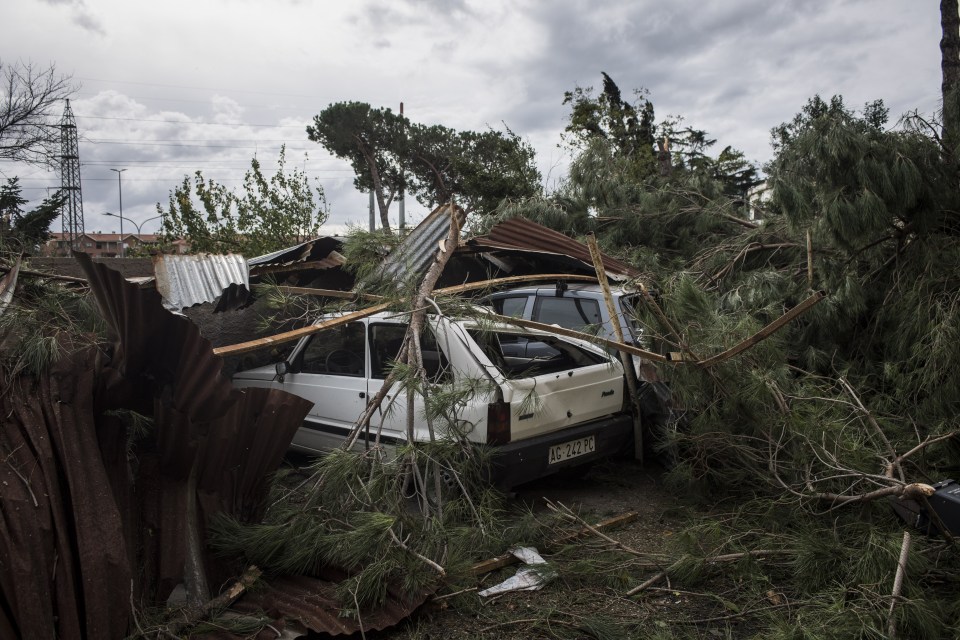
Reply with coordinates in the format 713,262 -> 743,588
380,204 -> 464,284
0,346 -> 131,640
153,253 -> 249,311
248,237 -> 345,270
0,251 -> 312,638
471,217 -> 641,281
228,575 -> 433,637
0,256 -> 21,316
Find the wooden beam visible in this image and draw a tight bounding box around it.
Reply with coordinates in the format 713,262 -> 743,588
276,286 -> 382,301
697,291 -> 826,367
587,234 -> 643,461
435,273 -> 599,296
552,510 -> 639,546
212,302 -> 390,357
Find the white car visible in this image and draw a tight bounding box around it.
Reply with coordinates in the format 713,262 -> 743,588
232,311 -> 633,486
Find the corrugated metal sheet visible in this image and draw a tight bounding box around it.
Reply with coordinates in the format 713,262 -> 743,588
229,574 -> 433,636
248,240 -> 314,266
380,204 -> 465,284
153,253 -> 249,311
0,252 -> 312,638
248,237 -> 344,269
471,217 -> 642,281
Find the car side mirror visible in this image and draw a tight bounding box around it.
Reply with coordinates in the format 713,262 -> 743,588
275,361 -> 289,382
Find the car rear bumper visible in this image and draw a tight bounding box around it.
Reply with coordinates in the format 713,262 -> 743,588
489,413 -> 633,488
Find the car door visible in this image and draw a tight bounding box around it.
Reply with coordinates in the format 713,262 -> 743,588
366,321 -> 452,444
282,321 -> 369,452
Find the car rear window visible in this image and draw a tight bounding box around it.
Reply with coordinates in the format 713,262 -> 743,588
468,329 -> 607,378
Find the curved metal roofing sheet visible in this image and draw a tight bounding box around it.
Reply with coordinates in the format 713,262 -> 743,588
471,217 -> 642,281
152,253 -> 249,311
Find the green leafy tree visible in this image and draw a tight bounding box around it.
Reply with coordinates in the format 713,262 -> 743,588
307,102 -> 407,233
308,101 -> 542,229
405,123 -> 541,215
158,146 -> 327,256
562,72 -> 658,180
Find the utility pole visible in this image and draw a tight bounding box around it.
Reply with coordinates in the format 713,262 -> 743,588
59,99 -> 85,250
111,168 -> 126,257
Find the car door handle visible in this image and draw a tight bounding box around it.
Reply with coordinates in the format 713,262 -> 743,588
359,392 -> 366,399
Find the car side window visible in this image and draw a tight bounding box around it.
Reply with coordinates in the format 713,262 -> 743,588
533,297 -> 602,331
299,322 -> 366,376
494,296 -> 527,318
370,323 -> 451,382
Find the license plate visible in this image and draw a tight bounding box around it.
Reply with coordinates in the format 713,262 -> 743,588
548,435 -> 596,464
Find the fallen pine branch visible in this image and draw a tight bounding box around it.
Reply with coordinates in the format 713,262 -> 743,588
887,531 -> 912,640
625,550 -> 791,596
546,500 -> 651,559
158,565 -> 262,638
470,509 -> 644,576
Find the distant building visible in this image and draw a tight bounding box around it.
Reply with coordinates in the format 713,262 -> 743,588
746,180 -> 770,222
43,232 -> 190,257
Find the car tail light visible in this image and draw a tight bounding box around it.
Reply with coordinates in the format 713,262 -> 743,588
486,400 -> 511,445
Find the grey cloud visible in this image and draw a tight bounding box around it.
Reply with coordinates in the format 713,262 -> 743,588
72,10 -> 105,35
38,0 -> 105,35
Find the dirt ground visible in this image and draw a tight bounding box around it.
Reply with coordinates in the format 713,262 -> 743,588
371,459 -> 728,640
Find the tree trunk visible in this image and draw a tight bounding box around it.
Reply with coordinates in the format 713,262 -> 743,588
656,136 -> 672,176
941,0 -> 960,150
357,140 -> 393,235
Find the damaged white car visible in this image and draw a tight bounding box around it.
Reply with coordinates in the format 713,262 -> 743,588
232,312 -> 633,486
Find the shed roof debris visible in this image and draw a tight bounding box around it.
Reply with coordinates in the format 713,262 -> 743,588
153,252 -> 249,311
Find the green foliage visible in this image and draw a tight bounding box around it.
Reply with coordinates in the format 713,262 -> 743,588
406,123 -> 542,215
209,446 -> 554,610
563,72 -> 657,175
764,94 -> 960,426
307,101 -> 407,197
0,177 -> 65,254
493,74 -> 760,278
158,146 -> 327,256
0,277 -> 105,376
308,101 -> 542,227
338,226 -> 403,294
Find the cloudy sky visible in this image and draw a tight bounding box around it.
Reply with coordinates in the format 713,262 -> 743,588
0,0 -> 945,237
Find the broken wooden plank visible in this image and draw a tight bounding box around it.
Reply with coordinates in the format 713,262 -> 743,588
470,552 -> 519,576
697,290 -> 826,367
216,275 -> 603,358
212,302 -> 391,357
276,286 -> 383,301
435,273 -> 599,296
587,234 -> 643,461
552,510 -> 640,546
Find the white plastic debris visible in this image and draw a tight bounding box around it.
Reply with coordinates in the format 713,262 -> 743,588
478,547 -> 557,597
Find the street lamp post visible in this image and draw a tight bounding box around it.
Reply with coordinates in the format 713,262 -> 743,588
104,212 -> 163,254
110,168 -> 127,258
